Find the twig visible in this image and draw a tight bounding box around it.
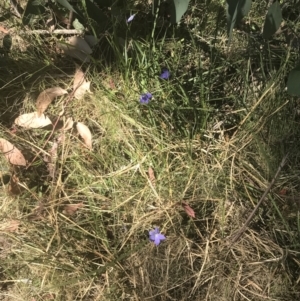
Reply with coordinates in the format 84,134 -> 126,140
229,153 -> 289,246
12,29 -> 85,35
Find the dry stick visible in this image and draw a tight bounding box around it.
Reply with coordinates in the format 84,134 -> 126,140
13,29 -> 85,35
229,153 -> 289,246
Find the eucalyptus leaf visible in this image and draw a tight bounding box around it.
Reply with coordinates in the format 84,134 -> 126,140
287,63 -> 300,96
22,0 -> 46,26
262,0 -> 282,40
58,37 -> 92,63
92,0 -> 114,8
169,0 -> 191,24
56,0 -> 77,13
226,0 -> 252,41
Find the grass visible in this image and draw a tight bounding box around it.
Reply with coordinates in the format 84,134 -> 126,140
1,0 -> 300,300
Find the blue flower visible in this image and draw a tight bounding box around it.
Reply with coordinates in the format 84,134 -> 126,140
160,68 -> 170,80
139,92 -> 152,104
149,227 -> 166,245
127,14 -> 136,23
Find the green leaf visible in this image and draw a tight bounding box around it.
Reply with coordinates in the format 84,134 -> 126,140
22,0 -> 46,26
73,18 -> 85,31
56,0 -> 77,13
262,0 -> 282,40
226,0 -> 252,41
287,63 -> 300,96
169,0 -> 191,24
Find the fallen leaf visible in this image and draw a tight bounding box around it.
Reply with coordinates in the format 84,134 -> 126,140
148,166 -> 156,186
63,203 -> 84,216
15,112 -> 52,128
36,87 -> 68,117
0,138 -> 26,166
62,117 -> 74,131
76,122 -> 92,150
8,174 -> 24,195
73,66 -> 91,100
58,36 -> 92,62
182,201 -> 195,218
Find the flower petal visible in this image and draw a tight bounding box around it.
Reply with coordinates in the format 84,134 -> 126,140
158,234 -> 166,241
153,227 -> 159,234
127,14 -> 136,23
160,69 -> 170,80
154,236 -> 161,245
139,92 -> 152,104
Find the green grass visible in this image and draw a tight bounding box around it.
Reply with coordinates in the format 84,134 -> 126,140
1,0 -> 300,300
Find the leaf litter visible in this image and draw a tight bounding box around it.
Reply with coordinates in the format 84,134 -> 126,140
36,87 -> 68,117
181,201 -> 195,218
76,122 -> 92,149
73,65 -> 91,100
15,112 -> 52,129
0,138 -> 26,166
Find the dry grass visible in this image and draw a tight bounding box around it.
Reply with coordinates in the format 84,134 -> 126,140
1,0 -> 300,300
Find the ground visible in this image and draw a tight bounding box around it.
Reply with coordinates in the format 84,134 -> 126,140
0,0 -> 300,300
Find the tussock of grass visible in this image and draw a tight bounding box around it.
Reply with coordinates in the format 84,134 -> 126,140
1,0 -> 300,300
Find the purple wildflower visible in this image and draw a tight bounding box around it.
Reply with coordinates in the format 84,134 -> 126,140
160,68 -> 170,80
127,14 -> 136,23
139,92 -> 152,104
149,227 -> 166,246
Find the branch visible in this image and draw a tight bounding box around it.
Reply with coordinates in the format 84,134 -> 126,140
229,153 -> 289,246
15,29 -> 85,35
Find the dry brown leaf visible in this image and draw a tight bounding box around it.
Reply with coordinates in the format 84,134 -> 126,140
73,67 -> 91,100
62,117 -> 74,131
63,203 -> 84,216
15,112 -> 52,128
0,138 -> 26,166
36,87 -> 68,117
182,201 -> 195,218
148,166 -> 156,186
76,122 -> 92,150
